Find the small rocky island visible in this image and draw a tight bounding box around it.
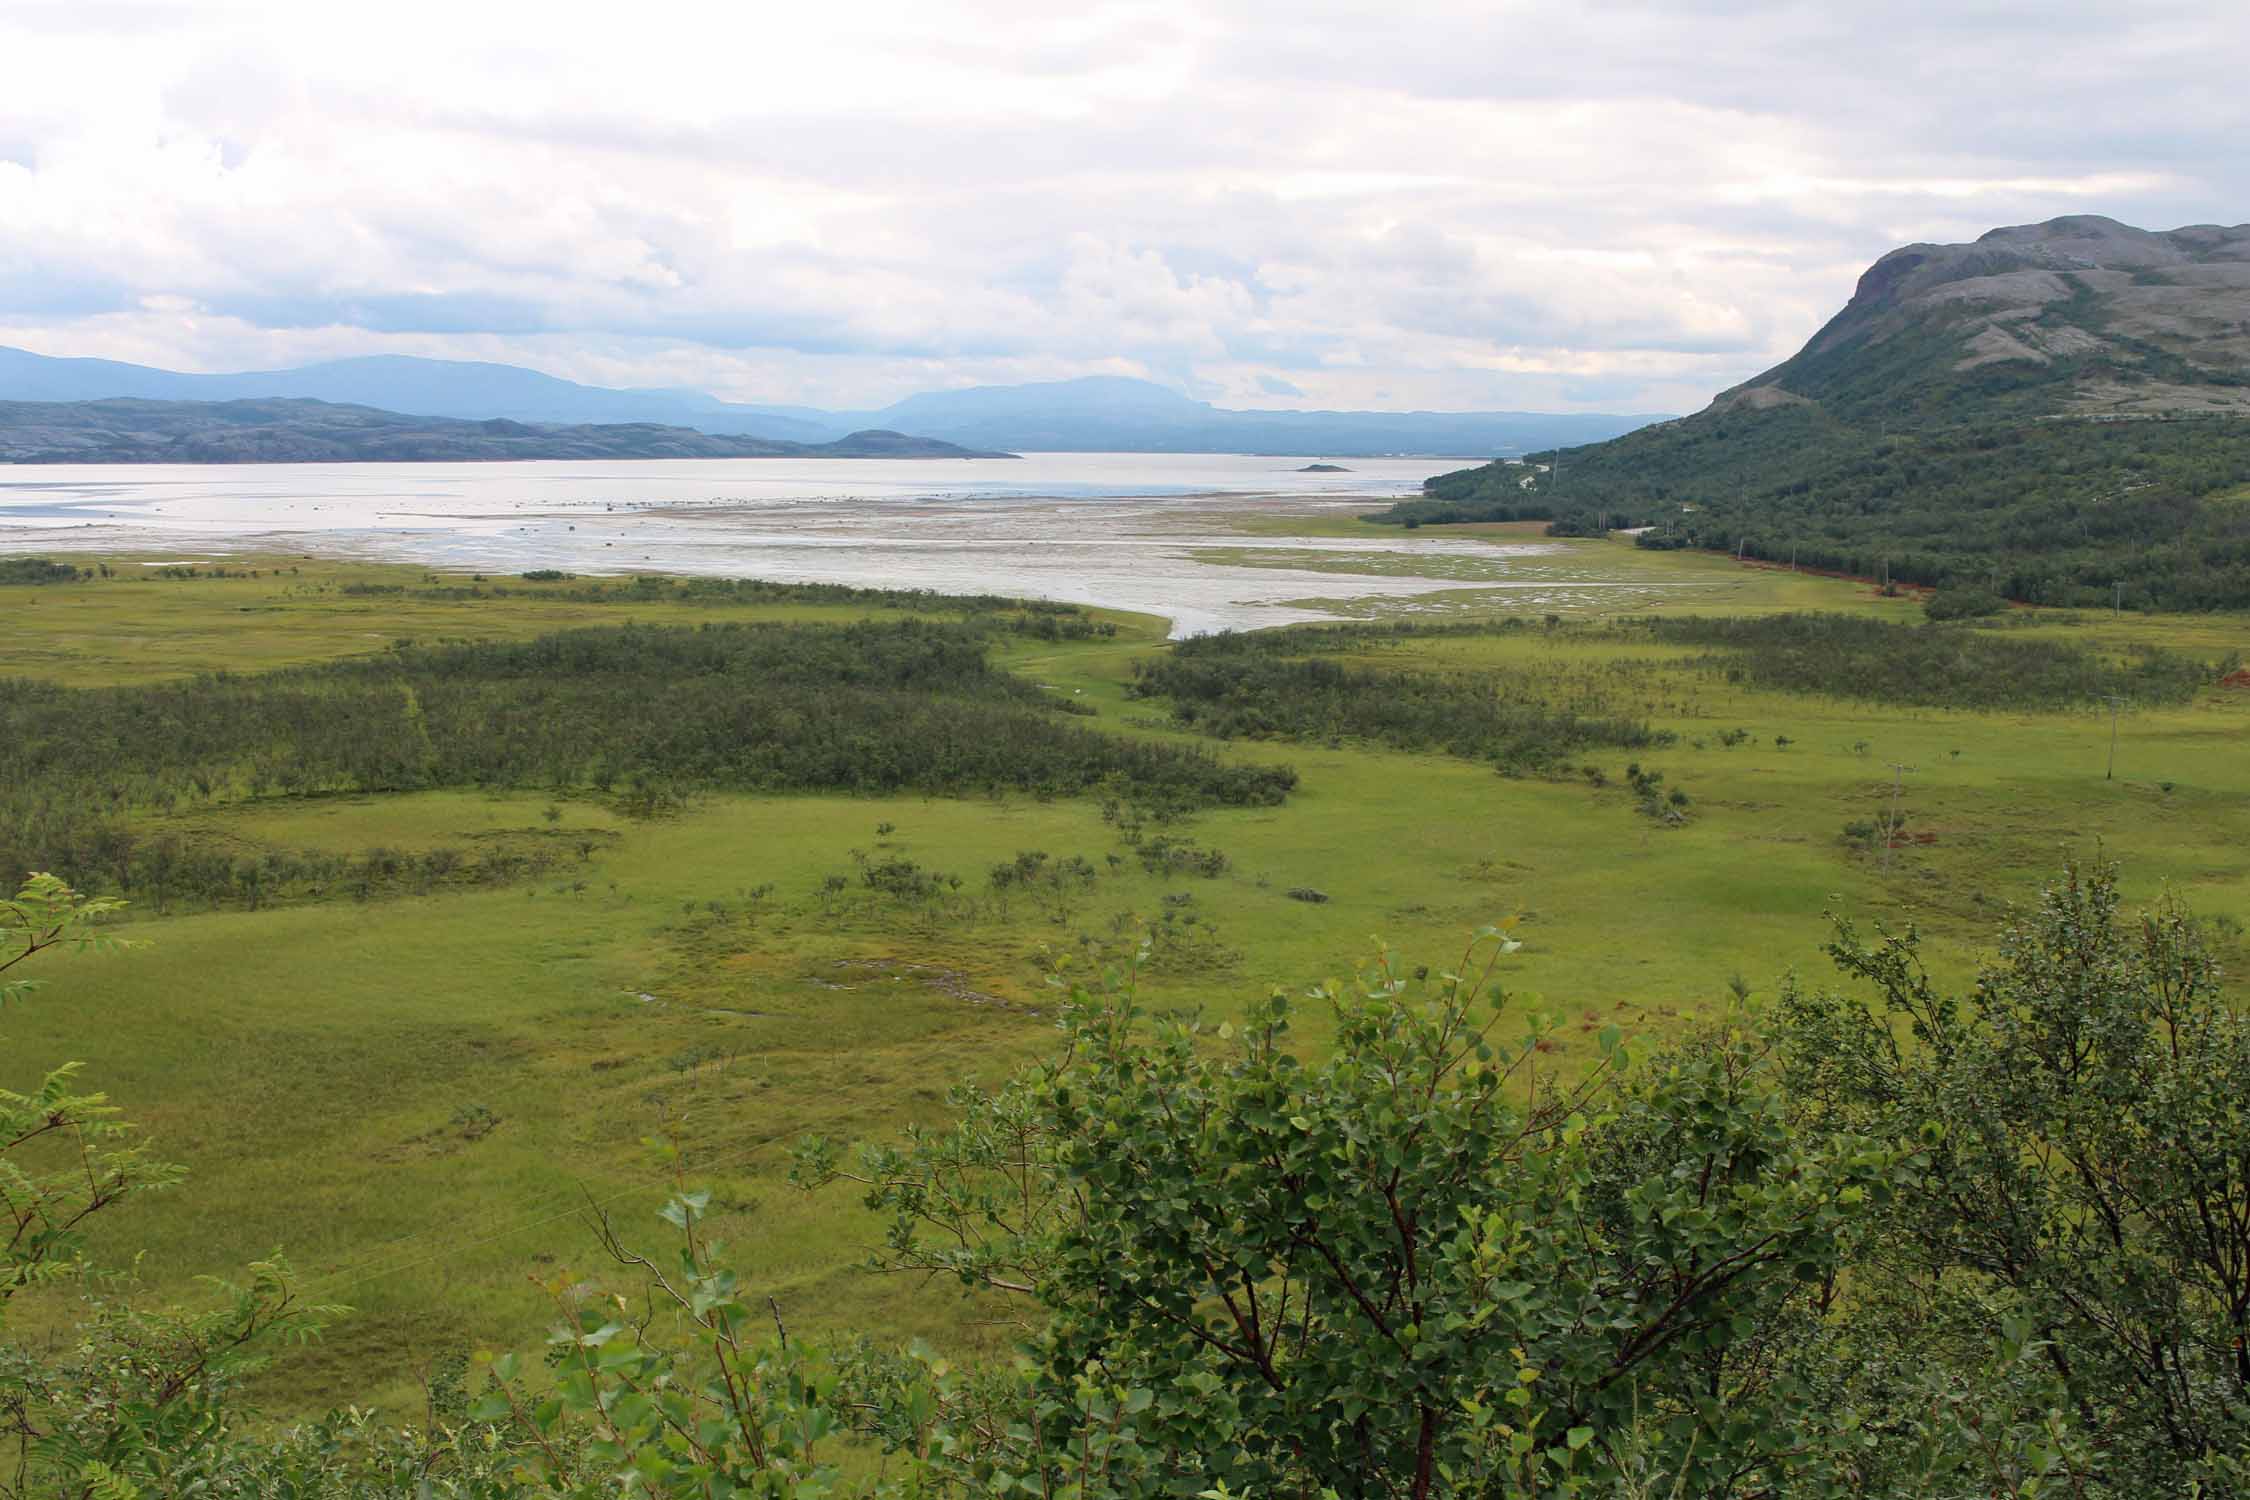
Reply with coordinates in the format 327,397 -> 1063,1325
1298,462 -> 1350,472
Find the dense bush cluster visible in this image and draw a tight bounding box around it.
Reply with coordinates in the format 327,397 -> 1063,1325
37,833 -> 595,916
0,620 -> 1292,901
1921,584 -> 2008,621
1131,629 -> 1671,772
0,556 -> 85,585
1121,614 -> 2219,749
372,572 -> 1121,635
1610,612 -> 2222,709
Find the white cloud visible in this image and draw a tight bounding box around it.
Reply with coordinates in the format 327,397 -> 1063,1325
0,0 -> 2243,412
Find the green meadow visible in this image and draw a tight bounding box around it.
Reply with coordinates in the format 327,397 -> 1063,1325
5,531 -> 2246,1416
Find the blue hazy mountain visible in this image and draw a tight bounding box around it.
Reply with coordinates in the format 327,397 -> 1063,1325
0,348 -> 837,442
0,396 -> 1013,463
855,376 -> 1666,455
0,348 -> 1665,456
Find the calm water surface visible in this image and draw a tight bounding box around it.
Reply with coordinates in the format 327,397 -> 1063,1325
0,452 -> 1570,635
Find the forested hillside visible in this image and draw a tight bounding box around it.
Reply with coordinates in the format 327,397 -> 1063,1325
1375,217 -> 2250,608
1399,408 -> 2250,608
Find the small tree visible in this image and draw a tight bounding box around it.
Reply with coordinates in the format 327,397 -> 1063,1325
797,929 -> 1906,1497
1777,861 -> 2250,1494
0,875 -> 153,1306
1923,585 -> 2008,622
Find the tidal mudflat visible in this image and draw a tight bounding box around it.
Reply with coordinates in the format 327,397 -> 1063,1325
0,453 -> 1711,633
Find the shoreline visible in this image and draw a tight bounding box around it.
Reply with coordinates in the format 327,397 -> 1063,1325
0,459 -> 1682,637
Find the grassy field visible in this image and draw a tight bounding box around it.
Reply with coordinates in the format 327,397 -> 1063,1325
0,556 -> 1168,683
1196,517 -> 2043,619
5,537 -> 2246,1416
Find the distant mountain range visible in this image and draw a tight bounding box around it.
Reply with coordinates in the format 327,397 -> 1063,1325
0,346 -> 847,443
0,347 -> 1665,457
823,376 -> 1667,455
1386,215 -> 2250,610
0,397 -> 1010,464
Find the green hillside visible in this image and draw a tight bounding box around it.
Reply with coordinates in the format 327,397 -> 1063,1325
1377,216 -> 2250,608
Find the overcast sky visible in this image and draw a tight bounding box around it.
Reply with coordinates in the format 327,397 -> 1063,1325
2,0 -> 2243,414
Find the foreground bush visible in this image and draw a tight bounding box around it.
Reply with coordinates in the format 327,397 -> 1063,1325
1778,863 -> 2250,1494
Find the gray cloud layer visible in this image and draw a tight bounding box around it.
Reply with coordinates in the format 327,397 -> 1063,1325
2,0 -> 2243,412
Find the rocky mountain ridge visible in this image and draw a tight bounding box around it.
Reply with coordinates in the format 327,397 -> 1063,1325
1726,214 -> 2250,418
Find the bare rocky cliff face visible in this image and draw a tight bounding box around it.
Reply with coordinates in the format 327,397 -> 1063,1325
1725,215 -> 2250,418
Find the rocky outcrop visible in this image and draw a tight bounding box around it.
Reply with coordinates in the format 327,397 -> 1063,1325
1719,216 -> 2250,417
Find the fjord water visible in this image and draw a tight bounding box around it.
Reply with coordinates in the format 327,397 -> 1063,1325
0,451 -> 1555,634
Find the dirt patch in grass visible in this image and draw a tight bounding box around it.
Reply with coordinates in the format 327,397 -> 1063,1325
822,958 -> 1033,1014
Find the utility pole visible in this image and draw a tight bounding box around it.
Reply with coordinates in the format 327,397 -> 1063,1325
2112,580 -> 2124,615
1884,762 -> 1913,869
1790,543 -> 1798,572
1737,537 -> 1747,561
2105,695 -> 2125,781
